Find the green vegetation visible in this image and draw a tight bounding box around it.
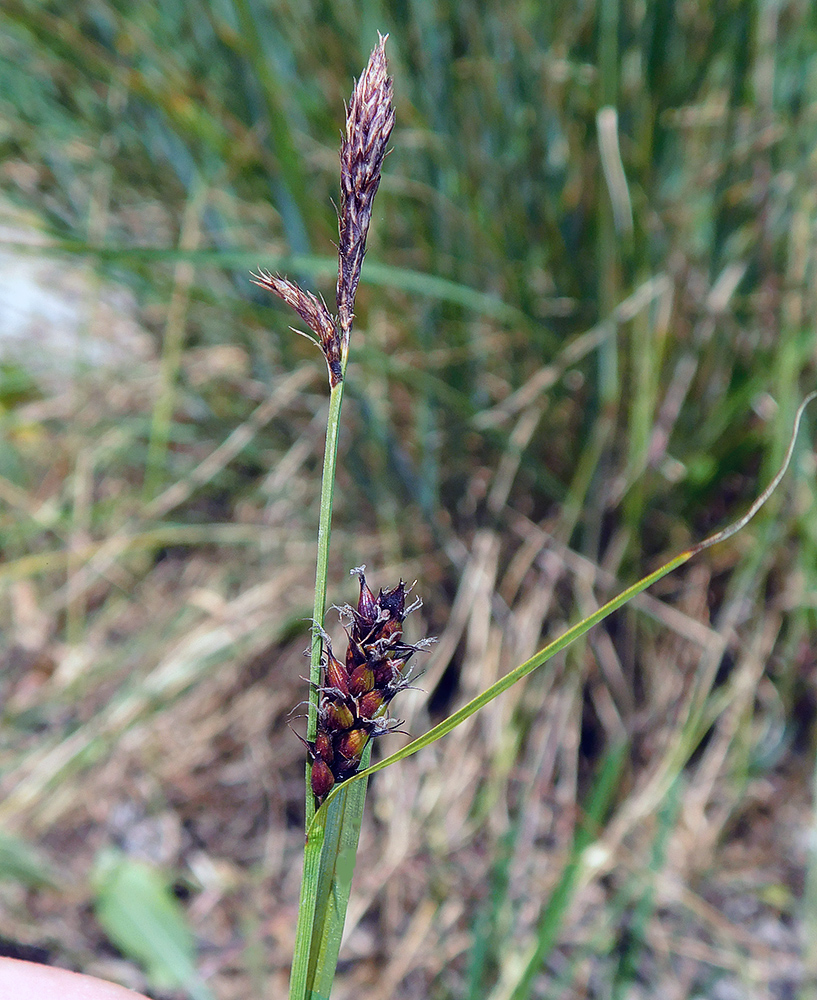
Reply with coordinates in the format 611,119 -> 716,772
1,2 -> 816,998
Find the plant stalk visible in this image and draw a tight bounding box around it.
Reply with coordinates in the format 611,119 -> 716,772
305,368 -> 346,830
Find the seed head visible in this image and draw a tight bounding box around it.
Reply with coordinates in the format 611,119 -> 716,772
250,270 -> 342,388
253,36 -> 393,390
337,33 -> 395,350
304,568 -> 434,805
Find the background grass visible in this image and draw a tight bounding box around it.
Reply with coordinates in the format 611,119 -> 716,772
1,1 -> 816,998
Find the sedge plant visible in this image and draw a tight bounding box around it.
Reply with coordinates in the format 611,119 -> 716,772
252,35 -> 816,1000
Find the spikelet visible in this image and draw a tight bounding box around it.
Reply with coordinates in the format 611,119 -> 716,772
253,34 -> 394,388
304,568 -> 434,803
336,33 -> 395,352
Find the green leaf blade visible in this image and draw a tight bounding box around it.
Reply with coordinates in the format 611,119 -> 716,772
290,748 -> 371,1000
92,849 -> 214,1000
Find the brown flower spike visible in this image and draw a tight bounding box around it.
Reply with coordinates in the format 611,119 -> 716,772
336,33 -> 395,352
253,34 -> 394,388
302,568 -> 434,803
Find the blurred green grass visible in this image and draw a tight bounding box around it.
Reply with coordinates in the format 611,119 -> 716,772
0,2 -> 816,998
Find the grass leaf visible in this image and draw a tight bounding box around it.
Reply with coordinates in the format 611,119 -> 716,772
92,849 -> 214,1000
289,747 -> 371,1000
314,392 -> 817,819
0,831 -> 58,888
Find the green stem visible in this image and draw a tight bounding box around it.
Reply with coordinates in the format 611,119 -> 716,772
289,360 -> 353,1000
305,372 -> 346,830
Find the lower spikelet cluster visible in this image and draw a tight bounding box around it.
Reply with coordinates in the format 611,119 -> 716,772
304,567 -> 433,802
